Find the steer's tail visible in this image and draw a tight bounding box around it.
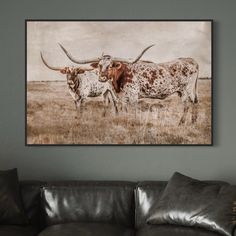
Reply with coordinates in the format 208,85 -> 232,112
194,76 -> 198,103
193,67 -> 199,104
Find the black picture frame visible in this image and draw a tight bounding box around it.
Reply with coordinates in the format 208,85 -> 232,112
25,19 -> 213,146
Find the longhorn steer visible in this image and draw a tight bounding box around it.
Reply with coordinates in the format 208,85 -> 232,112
40,53 -> 118,116
103,58 -> 199,125
59,44 -> 199,125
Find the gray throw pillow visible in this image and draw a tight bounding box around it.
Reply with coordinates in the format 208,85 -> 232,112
147,172 -> 236,236
0,169 -> 28,224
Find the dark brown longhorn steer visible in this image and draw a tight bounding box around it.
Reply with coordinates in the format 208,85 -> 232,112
59,44 -> 199,125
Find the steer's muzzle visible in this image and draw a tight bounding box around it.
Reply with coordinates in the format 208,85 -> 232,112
98,75 -> 108,82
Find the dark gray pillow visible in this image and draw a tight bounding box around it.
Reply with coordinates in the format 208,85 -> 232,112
0,169 -> 28,224
147,172 -> 236,236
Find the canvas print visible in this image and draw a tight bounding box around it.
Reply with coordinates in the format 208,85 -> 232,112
26,20 -> 212,145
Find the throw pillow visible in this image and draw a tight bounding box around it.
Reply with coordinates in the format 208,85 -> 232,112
0,169 -> 28,224
147,172 -> 236,236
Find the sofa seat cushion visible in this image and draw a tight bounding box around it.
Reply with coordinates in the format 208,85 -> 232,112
38,222 -> 134,236
136,225 -> 223,236
0,225 -> 38,236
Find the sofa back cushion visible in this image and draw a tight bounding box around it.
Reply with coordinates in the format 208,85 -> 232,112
41,181 -> 135,227
135,181 -> 167,228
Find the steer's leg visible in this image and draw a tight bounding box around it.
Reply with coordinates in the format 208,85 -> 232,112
73,99 -> 82,119
191,79 -> 199,124
102,89 -> 119,117
108,89 -> 119,115
74,100 -> 78,119
102,90 -> 110,117
74,100 -> 77,110
76,98 -> 85,116
189,73 -> 199,123
179,101 -> 190,125
121,97 -> 129,114
191,102 -> 199,124
124,103 -> 128,113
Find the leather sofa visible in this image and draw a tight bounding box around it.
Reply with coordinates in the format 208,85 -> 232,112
1,180 -> 234,236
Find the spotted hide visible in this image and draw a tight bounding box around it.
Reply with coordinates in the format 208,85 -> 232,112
60,67 -> 118,116
59,44 -> 199,124
97,57 -> 199,125
40,54 -> 118,116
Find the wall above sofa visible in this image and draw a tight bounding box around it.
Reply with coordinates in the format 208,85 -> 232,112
0,0 -> 235,182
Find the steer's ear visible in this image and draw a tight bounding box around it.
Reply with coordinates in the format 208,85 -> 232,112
77,69 -> 85,74
60,67 -> 70,74
113,62 -> 122,70
90,62 -> 99,68
77,68 -> 94,74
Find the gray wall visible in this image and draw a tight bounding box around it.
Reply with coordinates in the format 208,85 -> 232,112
0,0 -> 235,183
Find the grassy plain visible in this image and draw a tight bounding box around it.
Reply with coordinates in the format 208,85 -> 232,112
27,80 -> 211,145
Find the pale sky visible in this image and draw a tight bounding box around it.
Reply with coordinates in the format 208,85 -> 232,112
27,21 -> 211,81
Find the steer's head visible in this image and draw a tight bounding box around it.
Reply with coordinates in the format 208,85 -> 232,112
97,55 -> 113,80
89,54 -> 123,83
82,54 -> 114,82
59,43 -> 155,87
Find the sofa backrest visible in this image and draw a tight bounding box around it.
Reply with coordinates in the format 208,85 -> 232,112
20,179 -> 230,229
20,181 -> 46,229
41,181 -> 135,227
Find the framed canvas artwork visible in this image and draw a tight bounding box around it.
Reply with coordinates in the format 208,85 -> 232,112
26,20 -> 213,145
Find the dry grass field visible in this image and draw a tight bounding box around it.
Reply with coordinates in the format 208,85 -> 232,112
27,79 -> 212,145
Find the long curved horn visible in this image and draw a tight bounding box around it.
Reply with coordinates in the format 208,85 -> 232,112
112,44 -> 155,63
40,52 -> 62,71
131,44 -> 155,63
59,43 -> 101,64
112,57 -> 133,63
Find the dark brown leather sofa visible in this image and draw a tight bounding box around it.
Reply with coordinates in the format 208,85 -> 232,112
0,180 -> 234,236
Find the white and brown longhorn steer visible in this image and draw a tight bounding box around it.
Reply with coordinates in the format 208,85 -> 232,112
40,53 -> 118,116
59,44 -> 199,125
